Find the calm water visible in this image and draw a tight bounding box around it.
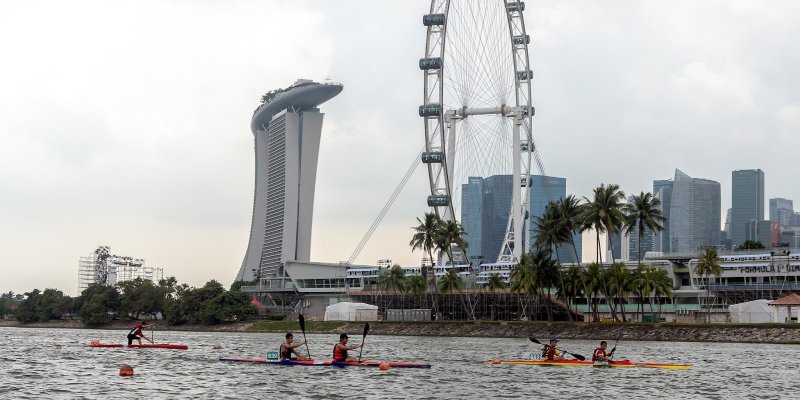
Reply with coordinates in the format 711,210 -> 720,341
0,327 -> 796,399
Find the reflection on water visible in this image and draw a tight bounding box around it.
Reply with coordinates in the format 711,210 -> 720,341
0,327 -> 796,399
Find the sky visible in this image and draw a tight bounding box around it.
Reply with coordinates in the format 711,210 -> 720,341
1,0 -> 799,295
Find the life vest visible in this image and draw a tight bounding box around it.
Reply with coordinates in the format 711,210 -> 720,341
128,324 -> 143,337
280,343 -> 294,360
541,344 -> 559,360
333,344 -> 348,361
593,348 -> 608,362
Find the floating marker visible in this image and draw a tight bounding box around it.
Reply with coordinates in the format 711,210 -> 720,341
378,363 -> 390,371
119,364 -> 134,377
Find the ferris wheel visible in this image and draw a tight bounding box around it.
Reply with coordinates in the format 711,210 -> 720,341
420,0 -> 539,264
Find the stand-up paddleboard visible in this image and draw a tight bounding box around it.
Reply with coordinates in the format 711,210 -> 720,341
219,356 -> 431,369
84,342 -> 124,348
129,343 -> 189,350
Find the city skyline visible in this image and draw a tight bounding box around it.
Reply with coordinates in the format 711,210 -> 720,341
2,1 -> 800,294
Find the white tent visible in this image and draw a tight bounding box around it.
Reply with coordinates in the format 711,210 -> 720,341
324,302 -> 378,321
729,299 -> 787,323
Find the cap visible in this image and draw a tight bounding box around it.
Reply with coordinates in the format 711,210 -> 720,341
550,338 -> 559,342
340,333 -> 349,340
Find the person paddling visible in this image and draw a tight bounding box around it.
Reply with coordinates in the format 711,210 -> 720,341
127,321 -> 152,345
333,333 -> 363,362
592,340 -> 615,363
541,338 -> 564,360
280,333 -> 309,361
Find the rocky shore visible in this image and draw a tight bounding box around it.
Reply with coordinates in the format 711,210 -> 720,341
3,319 -> 800,344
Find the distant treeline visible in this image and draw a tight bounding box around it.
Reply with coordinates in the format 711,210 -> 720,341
0,278 -> 256,326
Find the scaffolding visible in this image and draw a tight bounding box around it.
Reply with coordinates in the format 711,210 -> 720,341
77,246 -> 165,294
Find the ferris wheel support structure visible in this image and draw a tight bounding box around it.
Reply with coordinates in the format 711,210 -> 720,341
420,0 -> 535,264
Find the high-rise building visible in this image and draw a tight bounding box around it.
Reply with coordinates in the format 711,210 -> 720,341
463,174 -> 581,265
661,169 -> 721,253
461,177 -> 484,264
653,179 -> 674,253
770,198 -> 794,228
236,79 -> 342,282
480,175 -> 513,263
747,220 -> 780,247
731,169 -> 765,248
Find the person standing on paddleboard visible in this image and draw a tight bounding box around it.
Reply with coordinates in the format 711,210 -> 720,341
280,333 -> 309,361
592,341 -> 614,363
127,321 -> 151,345
333,333 -> 363,362
541,338 -> 564,360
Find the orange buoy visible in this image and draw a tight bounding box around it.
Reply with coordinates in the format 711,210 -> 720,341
119,364 -> 134,377
491,359 -> 501,365
378,362 -> 390,371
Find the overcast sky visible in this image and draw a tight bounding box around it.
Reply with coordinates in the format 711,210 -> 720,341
1,0 -> 799,295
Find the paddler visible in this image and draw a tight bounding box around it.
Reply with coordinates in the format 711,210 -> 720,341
332,333 -> 363,362
127,321 -> 152,345
541,338 -> 564,360
592,340 -> 614,363
280,333 -> 309,361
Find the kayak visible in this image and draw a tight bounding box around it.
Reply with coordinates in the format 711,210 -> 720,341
219,357 -> 432,369
84,343 -> 124,348
489,359 -> 690,370
129,344 -> 189,350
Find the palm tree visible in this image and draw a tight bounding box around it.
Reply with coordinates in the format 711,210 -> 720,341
377,265 -> 407,312
580,184 -> 627,265
406,275 -> 427,309
624,191 -> 667,266
511,254 -> 537,320
485,273 -> 506,292
559,266 -> 584,320
435,219 -> 469,266
606,262 -> 631,322
581,263 -> 603,321
438,268 -> 473,320
694,247 -> 722,323
534,201 -> 569,312
652,268 -> 673,318
484,273 -> 506,320
410,212 -> 441,314
558,195 -> 585,264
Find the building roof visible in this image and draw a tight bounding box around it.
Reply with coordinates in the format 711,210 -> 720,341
768,293 -> 800,306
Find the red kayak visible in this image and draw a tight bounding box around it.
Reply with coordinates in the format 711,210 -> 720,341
219,357 -> 431,369
129,344 -> 189,350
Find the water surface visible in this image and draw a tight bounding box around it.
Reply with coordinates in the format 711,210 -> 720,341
0,327 -> 795,399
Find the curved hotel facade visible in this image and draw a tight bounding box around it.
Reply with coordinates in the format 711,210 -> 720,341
236,79 -> 343,282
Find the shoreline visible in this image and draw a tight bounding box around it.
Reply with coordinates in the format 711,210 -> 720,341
3,320 -> 800,344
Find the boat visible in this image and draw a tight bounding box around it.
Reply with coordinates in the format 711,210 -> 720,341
128,343 -> 189,350
219,357 -> 431,369
489,359 -> 690,370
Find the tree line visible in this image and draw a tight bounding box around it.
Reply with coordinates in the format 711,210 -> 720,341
401,183 -> 725,322
0,278 -> 256,326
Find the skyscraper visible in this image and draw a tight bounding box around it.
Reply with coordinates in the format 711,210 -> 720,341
770,198 -> 794,228
461,177 -> 484,264
663,169 -> 721,253
731,169 -> 765,248
652,179 -> 674,253
481,175 -> 513,263
236,79 -> 343,282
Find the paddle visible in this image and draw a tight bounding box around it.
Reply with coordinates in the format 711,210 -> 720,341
357,323 -> 369,363
528,338 -> 586,361
609,333 -> 623,361
299,314 -> 312,359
